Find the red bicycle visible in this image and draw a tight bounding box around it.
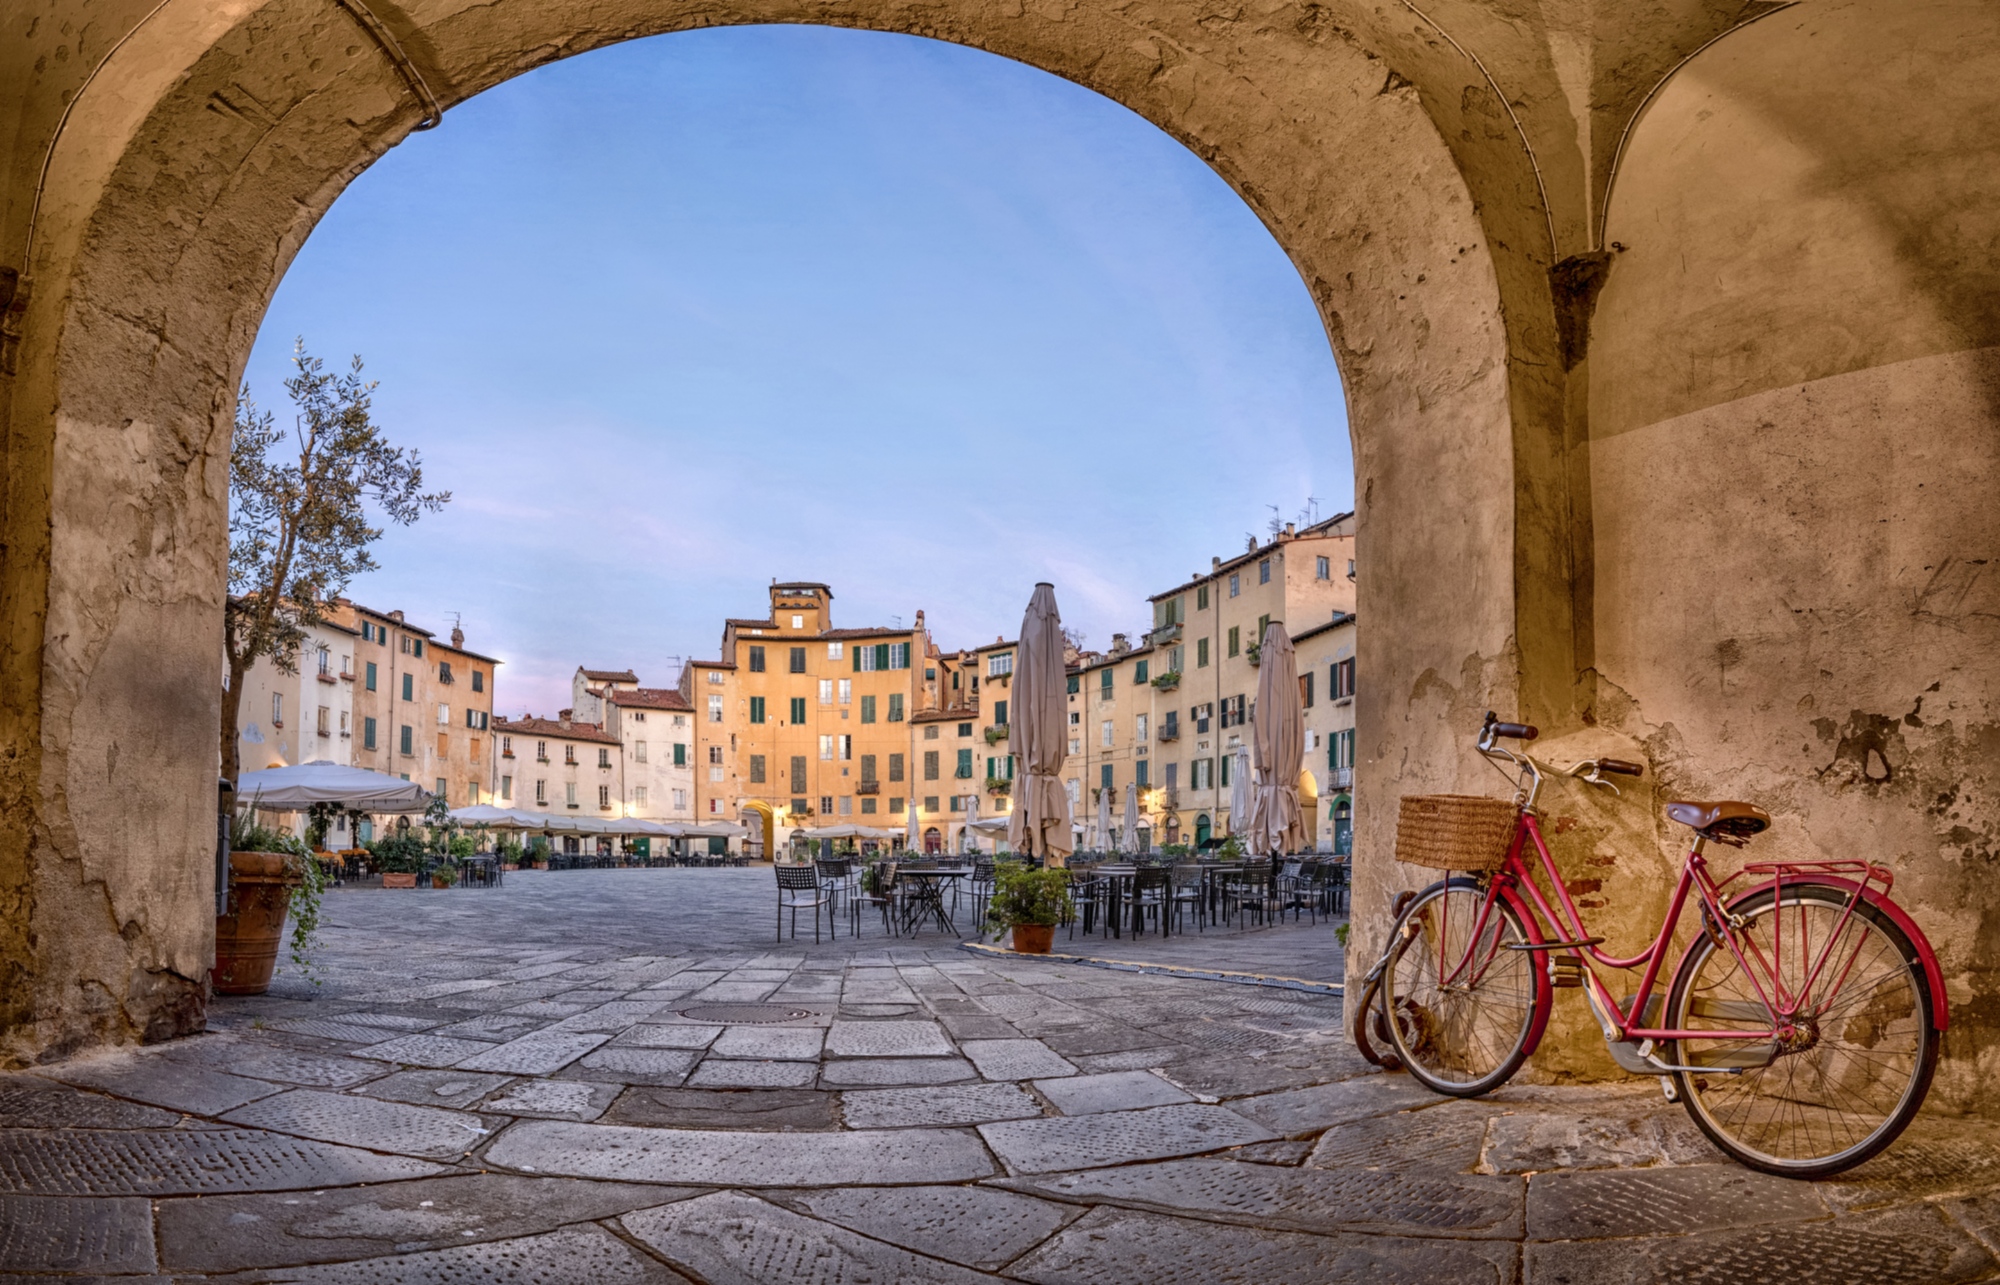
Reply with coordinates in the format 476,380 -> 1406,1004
1353,713 -> 1947,1177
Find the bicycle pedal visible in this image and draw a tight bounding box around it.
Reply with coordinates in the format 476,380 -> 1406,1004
1547,956 -> 1585,988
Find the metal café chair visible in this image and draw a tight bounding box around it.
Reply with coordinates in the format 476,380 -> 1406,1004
774,864 -> 833,943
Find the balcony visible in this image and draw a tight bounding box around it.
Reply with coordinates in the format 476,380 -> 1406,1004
985,777 -> 1012,795
338,669 -> 355,683
1150,670 -> 1181,692
1149,622 -> 1182,646
984,725 -> 1009,744
316,671 -> 337,684
856,780 -> 880,795
1329,767 -> 1354,790
1158,724 -> 1180,743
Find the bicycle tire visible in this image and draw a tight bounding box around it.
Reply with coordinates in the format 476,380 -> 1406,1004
1349,972 -> 1403,1071
1382,877 -> 1544,1097
1666,883 -> 1939,1178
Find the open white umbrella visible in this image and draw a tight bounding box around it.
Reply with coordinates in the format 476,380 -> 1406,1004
1248,620 -> 1308,856
1122,781 -> 1141,853
238,761 -> 431,813
1006,583 -> 1075,867
1228,743 -> 1252,836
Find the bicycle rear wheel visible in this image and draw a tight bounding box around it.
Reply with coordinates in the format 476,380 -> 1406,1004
1666,883 -> 1939,1178
1382,877 -> 1543,1097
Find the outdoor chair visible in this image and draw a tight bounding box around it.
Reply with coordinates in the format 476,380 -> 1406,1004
774,864 -> 833,943
1131,866 -> 1173,936
1067,869 -> 1105,941
849,861 -> 896,937
815,858 -> 855,920
1325,860 -> 1350,915
1279,859 -> 1320,923
1170,863 -> 1206,933
967,857 -> 996,924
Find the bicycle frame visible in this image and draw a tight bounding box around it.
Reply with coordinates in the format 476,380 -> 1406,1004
1433,741 -> 1940,1070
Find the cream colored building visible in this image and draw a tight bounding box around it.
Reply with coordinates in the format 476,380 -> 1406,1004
234,615 -> 360,779
493,712 -> 623,856
1296,610 -> 1357,854
604,686 -> 696,824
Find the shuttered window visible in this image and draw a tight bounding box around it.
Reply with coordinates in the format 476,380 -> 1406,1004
790,755 -> 808,792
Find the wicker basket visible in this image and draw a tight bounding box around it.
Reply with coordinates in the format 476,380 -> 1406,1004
1395,795 -> 1519,870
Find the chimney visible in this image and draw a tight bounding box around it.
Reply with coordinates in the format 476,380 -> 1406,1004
1211,556 -> 1221,571
1283,522 -> 1296,538
558,709 -> 573,729
387,609 -> 405,623
451,624 -> 465,649
1111,633 -> 1129,655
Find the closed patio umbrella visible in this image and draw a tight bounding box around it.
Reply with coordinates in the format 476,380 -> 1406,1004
1121,781 -> 1141,853
1006,582 -> 1075,867
1096,782 -> 1114,853
905,799 -> 921,853
962,795 -> 980,854
1228,744 -> 1251,837
1248,620 -> 1308,856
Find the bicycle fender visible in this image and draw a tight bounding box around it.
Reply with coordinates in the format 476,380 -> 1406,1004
1715,877 -> 1948,1032
1436,875 -> 1557,1058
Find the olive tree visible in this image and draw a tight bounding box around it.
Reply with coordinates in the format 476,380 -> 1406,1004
222,341 -> 448,786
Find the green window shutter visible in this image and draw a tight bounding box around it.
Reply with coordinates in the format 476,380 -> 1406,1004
853,646 -> 861,672
888,693 -> 904,721
1220,754 -> 1231,787
957,749 -> 973,778
363,717 -> 376,749
791,697 -> 806,723
365,661 -> 377,691
1136,760 -> 1149,787
875,643 -> 890,671
861,695 -> 876,723
1101,764 -> 1113,790
749,697 -> 765,724
994,699 -> 1007,726
1135,660 -> 1148,684
674,743 -> 686,766
1067,674 -> 1079,694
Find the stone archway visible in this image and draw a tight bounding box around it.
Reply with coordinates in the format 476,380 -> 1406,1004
5,1 -> 1998,1116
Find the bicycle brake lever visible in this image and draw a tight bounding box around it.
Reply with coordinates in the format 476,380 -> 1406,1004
1565,761 -> 1622,796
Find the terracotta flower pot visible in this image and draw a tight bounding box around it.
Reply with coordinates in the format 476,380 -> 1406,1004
212,851 -> 300,996
1010,924 -> 1055,954
381,872 -> 417,888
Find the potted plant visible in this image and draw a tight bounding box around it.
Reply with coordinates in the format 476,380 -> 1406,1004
985,776 -> 1012,795
214,810 -> 327,995
984,724 -> 1009,744
370,831 -> 426,887
1151,670 -> 1181,691
984,862 -> 1073,954
430,861 -> 459,889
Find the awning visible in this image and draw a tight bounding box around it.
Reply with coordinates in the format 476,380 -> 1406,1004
237,761 -> 431,813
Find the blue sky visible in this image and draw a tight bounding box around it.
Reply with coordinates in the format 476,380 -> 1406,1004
245,25 -> 1350,718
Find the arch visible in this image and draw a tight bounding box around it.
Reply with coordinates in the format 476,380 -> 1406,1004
1297,769 -> 1320,851
738,799 -> 775,862
1194,814 -> 1212,849
1,0 -> 1533,1064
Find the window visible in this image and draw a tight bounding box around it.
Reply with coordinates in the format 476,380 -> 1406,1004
819,679 -> 833,705
890,797 -> 904,813
363,717 -> 377,750
465,709 -> 489,730
958,723 -> 972,737
748,645 -> 766,672
861,695 -> 877,723
888,693 -> 904,722
536,778 -> 547,804
633,786 -> 647,808
1101,763 -> 1114,791
501,735 -> 512,757
1136,759 -> 1149,787
821,795 -> 835,814
597,747 -> 611,769
1194,702 -> 1213,734
1333,657 -> 1356,699
750,754 -> 766,784
708,695 -> 723,723
1229,573 -> 1240,597
1067,674 -> 1079,694
1099,670 -> 1113,698
924,750 -> 939,780
632,711 -> 645,722
1134,660 -> 1148,684
473,670 -> 484,692
791,756 -> 808,792
598,785 -> 611,809
988,653 -> 1013,677
790,696 -> 807,723
1227,626 -> 1240,658
536,740 -> 549,762
1301,671 -> 1315,708
1316,555 -> 1330,580
1156,596 -> 1182,627
501,775 -> 512,800
749,697 -> 766,725
1220,752 -> 1232,787
1069,711 -> 1080,725
401,672 -> 414,701
1192,758 -> 1213,790
361,622 -> 376,643
860,753 -> 877,783
437,777 -> 449,798
400,635 -> 411,654
924,795 -> 939,813
438,660 -> 453,683
1258,614 -> 1271,646
565,744 -> 577,765
1069,737 -> 1081,754
993,699 -> 1007,726
861,797 -> 877,814
889,752 -> 905,782
792,615 -> 805,629
986,755 -> 1013,781
924,725 -> 939,740
955,748 -> 973,778
1164,710 -> 1179,739
1259,557 -> 1271,584
1198,584 -> 1210,610
1066,778 -> 1080,805
1222,694 -> 1247,727
271,693 -> 283,726
820,735 -> 834,761
708,744 -> 723,765
365,661 -> 377,691
413,638 -> 425,658
707,670 -> 724,684
1101,720 -> 1114,748
437,702 -> 449,726
1164,762 -> 1178,789
789,646 -> 807,674
839,679 -> 852,705
1171,645 -> 1184,673
566,782 -> 578,807
469,736 -> 480,763
827,641 -> 843,660
839,735 -> 852,761
634,740 -> 648,763
673,742 -> 687,766
672,788 -> 688,810
890,642 -> 910,668
1136,714 -> 1148,742
399,724 -> 413,755
1197,637 -> 1210,668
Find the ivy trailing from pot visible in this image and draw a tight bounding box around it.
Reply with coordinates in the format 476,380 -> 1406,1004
222,808 -> 329,991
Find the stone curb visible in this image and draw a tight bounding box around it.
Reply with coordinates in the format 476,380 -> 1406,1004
955,941 -> 1342,995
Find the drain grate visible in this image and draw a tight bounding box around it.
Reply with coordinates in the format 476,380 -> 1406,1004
678,1003 -> 822,1024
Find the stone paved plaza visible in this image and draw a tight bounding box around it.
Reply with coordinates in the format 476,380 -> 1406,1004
4,868 -> 1998,1282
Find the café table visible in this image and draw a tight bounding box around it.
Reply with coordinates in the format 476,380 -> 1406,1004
898,866 -> 973,935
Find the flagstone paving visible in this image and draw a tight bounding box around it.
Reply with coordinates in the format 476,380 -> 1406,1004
2,867 -> 1994,1282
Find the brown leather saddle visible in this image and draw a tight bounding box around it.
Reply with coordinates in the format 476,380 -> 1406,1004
1665,800 -> 1771,845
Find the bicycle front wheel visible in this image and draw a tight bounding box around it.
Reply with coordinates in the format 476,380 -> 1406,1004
1666,883 -> 1939,1177
1382,878 -> 1543,1097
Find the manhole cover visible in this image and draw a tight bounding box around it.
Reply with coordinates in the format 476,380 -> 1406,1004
678,1003 -> 822,1024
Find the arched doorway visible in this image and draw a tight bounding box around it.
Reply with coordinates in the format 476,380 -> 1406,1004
1194,814 -> 1212,849
1331,796 -> 1353,858
1297,769 -> 1320,852
739,800 -> 775,863
6,0 -> 1526,1064
923,827 -> 942,855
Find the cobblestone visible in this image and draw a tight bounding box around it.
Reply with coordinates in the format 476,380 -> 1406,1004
487,1118 -> 996,1184
0,1195 -> 155,1274
980,1104 -> 1275,1174
224,1089 -> 500,1160
622,1189 -> 993,1284
196,1224 -> 690,1283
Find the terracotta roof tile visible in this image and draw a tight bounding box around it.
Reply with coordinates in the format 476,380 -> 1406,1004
493,715 -> 621,746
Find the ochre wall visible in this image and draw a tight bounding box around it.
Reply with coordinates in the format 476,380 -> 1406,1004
0,0 -> 1995,1113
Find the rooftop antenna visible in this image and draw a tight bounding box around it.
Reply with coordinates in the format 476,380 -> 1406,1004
1267,504 -> 1284,538
892,615 -> 903,629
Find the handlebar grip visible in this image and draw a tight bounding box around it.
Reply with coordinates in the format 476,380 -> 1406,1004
1491,722 -> 1539,741
1598,758 -> 1644,777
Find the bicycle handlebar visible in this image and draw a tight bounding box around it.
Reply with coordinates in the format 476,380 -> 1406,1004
1597,758 -> 1644,777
